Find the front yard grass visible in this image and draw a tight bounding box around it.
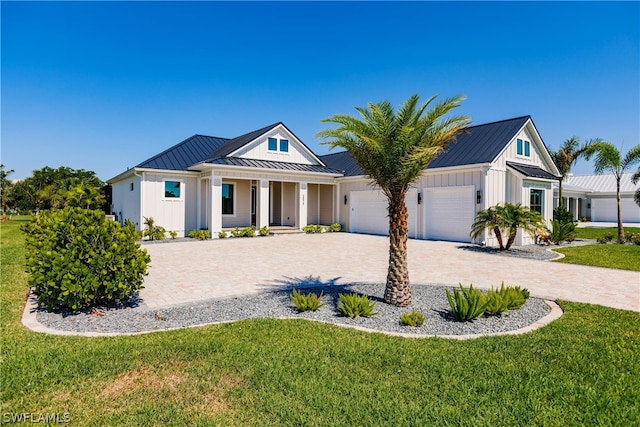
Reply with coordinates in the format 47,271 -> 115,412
2,217 -> 640,426
552,244 -> 640,271
574,226 -> 640,240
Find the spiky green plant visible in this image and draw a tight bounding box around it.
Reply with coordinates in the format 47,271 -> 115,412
445,284 -> 489,322
400,310 -> 426,327
290,289 -> 325,312
337,293 -> 378,318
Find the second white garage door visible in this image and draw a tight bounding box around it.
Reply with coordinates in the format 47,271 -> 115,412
424,186 -> 475,243
350,190 -> 417,238
591,197 -> 640,222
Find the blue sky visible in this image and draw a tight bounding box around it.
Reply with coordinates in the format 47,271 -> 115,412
2,1 -> 639,181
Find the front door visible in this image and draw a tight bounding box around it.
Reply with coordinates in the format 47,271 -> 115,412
251,185 -> 257,226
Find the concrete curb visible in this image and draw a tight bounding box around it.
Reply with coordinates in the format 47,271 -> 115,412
21,288 -> 563,340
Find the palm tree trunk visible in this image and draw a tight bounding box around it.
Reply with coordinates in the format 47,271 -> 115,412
616,178 -> 624,243
492,227 -> 504,250
558,180 -> 564,208
505,230 -> 517,250
384,191 -> 412,307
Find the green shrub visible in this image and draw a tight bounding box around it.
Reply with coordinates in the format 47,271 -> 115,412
22,207 -> 150,312
553,206 -> 576,225
242,226 -> 256,237
259,226 -> 270,236
326,223 -> 342,232
550,219 -> 576,245
218,231 -> 228,239
290,289 -> 324,312
143,216 -> 166,241
597,234 -> 614,244
445,284 -> 489,322
230,227 -> 243,237
625,233 -> 640,245
400,310 -> 425,327
484,283 -> 530,315
337,293 -> 378,318
188,229 -> 211,240
302,224 -> 324,233
169,230 -> 178,240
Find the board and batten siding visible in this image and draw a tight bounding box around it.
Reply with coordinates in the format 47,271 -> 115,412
111,175 -> 142,229
232,128 -> 318,165
141,173 -> 198,237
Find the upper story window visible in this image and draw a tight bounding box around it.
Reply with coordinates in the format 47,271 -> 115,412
164,181 -> 181,198
268,137 -> 289,153
517,138 -> 531,157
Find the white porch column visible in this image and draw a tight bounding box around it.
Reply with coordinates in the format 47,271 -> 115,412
299,182 -> 308,229
572,197 -> 579,221
258,179 -> 269,229
211,176 -> 222,234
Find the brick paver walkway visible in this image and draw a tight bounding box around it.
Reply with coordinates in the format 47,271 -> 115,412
139,233 -> 640,312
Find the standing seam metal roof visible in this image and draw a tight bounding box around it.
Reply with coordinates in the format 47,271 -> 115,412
136,135 -> 230,171
506,162 -> 558,180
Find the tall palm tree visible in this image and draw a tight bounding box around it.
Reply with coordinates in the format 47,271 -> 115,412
633,170 -> 640,207
318,94 -> 470,307
585,142 -> 640,243
551,137 -> 599,208
470,203 -> 544,250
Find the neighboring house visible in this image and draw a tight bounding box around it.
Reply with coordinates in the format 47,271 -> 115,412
554,173 -> 640,223
108,115 -> 560,246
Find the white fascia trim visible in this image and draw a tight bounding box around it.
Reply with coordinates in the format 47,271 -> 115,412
423,163 -> 492,174
193,163 -> 343,178
108,168 -> 199,183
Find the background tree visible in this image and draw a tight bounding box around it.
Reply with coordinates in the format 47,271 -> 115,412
585,142 -> 640,243
0,164 -> 15,220
318,94 -> 470,307
633,169 -> 640,208
11,166 -> 106,212
551,137 -> 599,208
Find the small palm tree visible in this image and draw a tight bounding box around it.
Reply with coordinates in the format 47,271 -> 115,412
318,94 -> 470,307
585,142 -> 640,243
470,206 -> 504,249
470,203 -> 544,250
551,137 -> 599,208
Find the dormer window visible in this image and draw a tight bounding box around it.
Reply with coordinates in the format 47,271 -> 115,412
517,139 -> 531,157
268,137 -> 289,153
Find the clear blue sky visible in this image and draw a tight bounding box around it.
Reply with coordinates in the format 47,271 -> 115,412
2,1 -> 639,181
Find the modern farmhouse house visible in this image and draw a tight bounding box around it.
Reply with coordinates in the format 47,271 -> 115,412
108,116 -> 563,246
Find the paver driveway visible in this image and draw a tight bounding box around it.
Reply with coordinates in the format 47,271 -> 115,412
140,233 -> 640,312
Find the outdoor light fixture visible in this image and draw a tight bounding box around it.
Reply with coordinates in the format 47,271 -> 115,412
344,195 -> 348,205
418,192 -> 422,204
476,190 -> 482,204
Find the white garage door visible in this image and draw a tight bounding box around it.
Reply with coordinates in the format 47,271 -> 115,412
591,197 -> 640,223
350,190 -> 417,238
424,186 -> 475,242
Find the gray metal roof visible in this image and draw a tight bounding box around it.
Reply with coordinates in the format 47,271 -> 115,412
428,116 -> 531,168
320,151 -> 363,176
206,157 -> 343,174
566,173 -> 639,193
506,162 -> 558,180
206,122 -> 281,160
136,134 -> 230,170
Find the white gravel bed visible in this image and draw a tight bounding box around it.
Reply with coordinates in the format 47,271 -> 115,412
35,283 -> 551,336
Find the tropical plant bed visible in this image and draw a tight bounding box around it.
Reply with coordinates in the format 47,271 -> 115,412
458,240 -> 594,261
31,283 -> 552,336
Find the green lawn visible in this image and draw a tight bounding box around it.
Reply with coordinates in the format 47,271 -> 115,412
553,244 -> 640,271
574,226 -> 640,240
2,217 -> 640,426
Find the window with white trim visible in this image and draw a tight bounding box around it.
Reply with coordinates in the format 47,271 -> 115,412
517,138 -> 531,157
222,183 -> 234,215
164,181 -> 181,198
530,189 -> 543,214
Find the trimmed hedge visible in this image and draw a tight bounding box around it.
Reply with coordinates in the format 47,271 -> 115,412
22,207 -> 150,311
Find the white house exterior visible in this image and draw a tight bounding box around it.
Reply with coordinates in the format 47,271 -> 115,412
554,173 -> 640,223
108,116 -> 562,247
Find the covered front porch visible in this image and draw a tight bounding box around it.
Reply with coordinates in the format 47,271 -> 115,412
195,171 -> 338,235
